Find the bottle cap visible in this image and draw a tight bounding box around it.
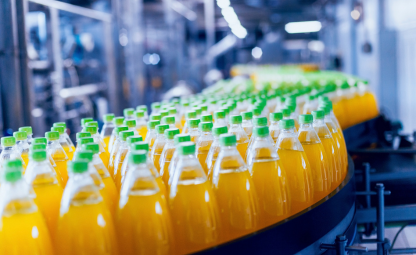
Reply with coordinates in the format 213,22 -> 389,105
13,131 -> 27,141
120,131 -> 134,141
230,115 -> 242,124
188,118 -> 200,128
69,160 -> 89,173
124,108 -> 135,117
299,114 -> 313,124
279,119 -> 295,129
156,124 -> 169,134
213,126 -> 228,137
136,105 -> 147,112
130,150 -> 147,164
306,95 -> 314,102
53,122 -> 66,129
253,116 -> 268,127
115,126 -> 128,135
199,122 -> 213,132
254,126 -> 269,137
30,150 -> 47,162
130,141 -> 149,152
270,112 -> 283,122
168,108 -> 177,115
3,160 -> 22,182
219,134 -> 236,146
76,132 -> 91,140
174,134 -> 191,145
282,108 -> 291,117
151,102 -> 161,110
214,111 -> 225,119
162,116 -> 175,125
51,126 -> 64,135
241,111 -> 253,120
124,119 -> 136,128
79,137 -> 94,145
31,143 -> 46,150
33,137 -> 47,144
322,101 -> 333,110
150,114 -> 161,121
134,110 -> 144,118
178,142 -> 196,155
201,105 -> 208,112
74,151 -> 93,162
114,117 -> 125,126
220,107 -> 229,115
148,120 -> 160,129
85,126 -> 98,135
318,105 -> 330,115
82,143 -> 100,154
194,107 -> 202,116
86,121 -> 98,128
103,113 -> 115,122
81,118 -> 93,127
253,108 -> 262,116
200,114 -> 213,123
186,111 -> 197,119
19,126 -> 33,135
160,110 -> 169,118
45,131 -> 59,141
340,82 -> 350,89
165,128 -> 180,139
127,136 -> 143,144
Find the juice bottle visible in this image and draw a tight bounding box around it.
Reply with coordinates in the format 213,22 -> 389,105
169,107 -> 183,131
19,126 -> 33,144
118,136 -> 143,184
113,131 -> 135,191
167,134 -> 191,187
33,137 -> 57,168
201,114 -> 213,124
0,160 -> 54,255
56,161 -> 119,254
187,118 -> 201,142
269,112 -> 282,143
161,116 -> 176,129
85,125 -> 110,166
246,126 -> 290,228
150,113 -> 162,122
298,114 -> 331,202
76,137 -> 94,154
182,110 -> 196,134
13,131 -> 29,168
52,126 -> 74,160
81,117 -> 93,128
193,107 -> 202,119
136,105 -> 149,121
108,117 -> 125,153
117,151 -> 174,255
282,108 -> 298,132
361,81 -> 379,119
145,120 -> 160,153
169,142 -> 221,254
151,102 -> 161,115
159,128 -> 180,185
276,119 -> 314,215
228,115 -> 249,161
53,122 -> 76,153
214,110 -> 227,127
135,110 -> 148,139
252,108 -> 262,118
29,143 -> 61,185
108,126 -> 129,179
206,126 -> 228,180
196,122 -> 214,175
212,134 -> 258,242
241,111 -> 253,139
76,132 -> 91,149
302,95 -> 315,114
124,108 -> 135,120
124,119 -> 140,136
24,149 -> 63,235
46,131 -> 69,185
150,124 -> 169,172
100,113 -> 115,154
247,117 -> 274,154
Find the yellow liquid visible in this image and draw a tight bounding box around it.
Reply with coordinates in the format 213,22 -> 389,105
103,137 -> 111,152
137,125 -> 148,141
56,202 -> 118,255
301,142 -> 331,202
0,211 -> 54,255
117,194 -> 174,255
160,149 -> 175,187
102,177 -> 119,217
236,142 -> 248,162
114,152 -> 127,193
169,180 -> 220,254
34,183 -> 63,236
333,101 -> 347,129
152,147 -> 164,173
63,146 -> 74,161
21,153 -> 29,169
363,92 -> 378,119
54,157 -> 69,186
213,167 -> 258,242
321,138 -> 342,190
197,143 -> 212,175
327,126 -> 348,180
250,150 -> 290,228
277,148 -> 314,215
99,152 -> 110,169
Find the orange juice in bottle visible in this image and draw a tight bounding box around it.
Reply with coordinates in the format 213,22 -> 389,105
52,126 -> 74,161
241,111 -> 253,139
150,124 -> 169,172
76,132 -> 91,150
161,116 -> 177,130
145,120 -> 160,155
85,124 -> 110,166
56,161 -> 118,255
196,122 -> 214,175
124,108 -> 135,120
212,134 -> 258,242
247,117 -> 274,156
167,135 -> 191,187
135,110 -> 148,140
30,143 -> 62,186
108,117 -> 125,153
214,110 -> 227,128
0,160 -> 54,255
124,119 -> 140,136
269,112 -> 282,144
276,119 -> 314,215
81,117 -> 94,128
108,126 -> 129,179
187,118 -> 201,142
151,102 -> 161,115
118,136 -> 143,184
136,105 -> 149,121
228,115 -> 249,161
113,131 -> 135,191
179,101 -> 190,127
24,149 -> 63,235
19,126 -> 33,145
32,137 -> 57,169
53,122 -> 76,153
206,126 -> 228,180
13,131 -> 29,168
159,128 -> 180,186
117,150 -> 174,255
298,114 -> 331,202
100,114 -> 115,151
182,110 -> 196,134
247,126 -> 290,228
169,142 -> 221,254
46,131 -> 69,185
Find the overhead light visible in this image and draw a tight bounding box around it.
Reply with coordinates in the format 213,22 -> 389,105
252,47 -> 263,59
351,9 -> 361,20
143,53 -> 161,65
232,25 -> 247,39
285,21 -> 322,34
218,3 -> 247,39
216,0 -> 230,9
308,40 -> 325,52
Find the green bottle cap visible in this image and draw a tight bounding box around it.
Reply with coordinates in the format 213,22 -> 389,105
213,126 -> 228,137
199,122 -> 213,132
31,143 -> 46,150
194,107 -> 202,116
30,149 -> 47,162
168,108 -> 177,115
85,126 -> 98,135
53,122 -> 66,129
188,119 -> 200,128
120,131 -> 134,141
270,112 -> 283,122
219,134 -> 236,146
79,137 -> 94,145
148,120 -> 160,129
82,143 -> 100,154
135,110 -> 145,118
130,150 -> 147,164
137,105 -> 147,112
299,114 -> 313,124
306,95 -> 315,102
74,150 -> 93,162
19,126 -> 33,135
150,114 -> 161,121
178,142 -> 196,155
322,101 -> 333,110
124,108 -> 135,117
13,131 -> 27,141
103,113 -> 115,122
156,124 -> 169,134
76,132 -> 91,140
201,105 -> 208,112
51,126 -> 64,135
127,136 -> 143,144
214,111 -> 225,120
69,160 -> 89,173
282,108 -> 291,117
162,116 -> 175,125
253,117 -> 268,127
253,108 -> 262,116
45,131 -> 59,141
241,111 -> 253,120
151,102 -> 161,110
81,118 -> 93,127
230,115 -> 242,124
254,126 -> 269,137
220,107 -> 229,115
279,119 -> 295,129
3,160 -> 22,182
130,141 -> 149,152
200,114 -> 213,123
33,137 -> 46,144
86,121 -> 98,128
318,96 -> 329,102
115,126 -> 129,135
114,117 -> 125,126
124,119 -> 136,128
181,101 -> 190,107
160,110 -> 169,118
186,111 -> 197,119
340,82 -> 350,89
165,128 -> 180,139
287,104 -> 296,113
174,134 -> 191,145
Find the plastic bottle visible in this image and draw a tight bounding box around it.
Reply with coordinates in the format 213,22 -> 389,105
145,120 -> 160,153
85,125 -> 110,167
247,116 -> 274,153
33,137 -> 57,168
276,119 -> 314,215
53,122 -> 76,152
113,131 -> 135,191
200,114 -> 213,124
206,126 -> 228,180
124,119 -> 139,136
29,143 -> 61,185
162,116 -> 176,129
56,161 -> 118,255
159,128 -> 180,185
136,105 -> 149,121
46,131 -> 69,185
150,124 -> 170,172
169,142 -> 221,254
13,131 -> 30,168
100,114 -> 115,152
108,117 -> 125,153
228,115 -> 249,161
108,126 -> 129,179
134,110 -> 148,139
214,110 -> 227,128
168,107 -> 182,131
302,95 -> 315,114
269,112 -> 282,143
179,101 -> 190,127
51,126 -> 74,161
312,110 -> 342,189
298,114 -> 331,202
117,150 -> 174,255
212,134 -> 258,241
19,126 -> 33,145
76,132 -> 91,149
167,134 -> 191,186
246,126 -> 290,228
196,122 -> 214,175
187,118 -> 201,142
150,113 -> 161,122
24,149 -> 63,235
117,136 -> 142,180
151,102 -> 161,115
240,111 -> 253,139
124,108 -> 135,120
182,110 -> 196,134
81,117 -> 93,128
0,160 -> 54,255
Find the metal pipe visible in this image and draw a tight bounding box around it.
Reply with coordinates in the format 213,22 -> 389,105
336,235 -> 347,255
390,248 -> 416,254
375,183 -> 385,255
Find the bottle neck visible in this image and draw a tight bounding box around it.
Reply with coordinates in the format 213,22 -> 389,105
314,118 -> 325,125
299,123 -> 314,130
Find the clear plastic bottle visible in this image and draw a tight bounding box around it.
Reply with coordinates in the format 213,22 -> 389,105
100,113 -> 115,151
0,160 -> 54,255
276,119 -> 314,215
150,124 -> 169,172
169,107 -> 182,131
151,102 -> 161,115
117,150 -> 174,255
56,161 -> 119,255
302,95 -> 315,114
169,142 -> 221,254
124,108 -> 135,120
182,110 -> 196,134
19,126 -> 33,145
282,108 -> 298,132
81,117 -> 93,128
134,110 -> 148,140
53,122 -> 76,152
220,107 -> 230,126
32,137 -> 57,168
247,116 -> 274,154
212,134 -> 258,241
136,105 -> 149,121
76,137 -> 94,154
108,117 -> 125,153
321,100 -> 347,150
145,120 -> 160,153
124,119 -> 139,136
162,116 -> 176,129
200,114 -> 213,124
85,125 -> 110,168
76,132 -> 91,149
298,114 -> 331,202
240,111 -> 253,139
187,118 -> 201,142
51,126 -> 74,161
13,131 -> 30,168
196,122 -> 214,175
150,113 -> 162,122
167,134 -> 191,186
46,131 -> 69,185
246,126 -> 290,228
108,126 -> 129,179
206,125 -> 228,180
118,136 -> 143,181
228,115 -> 249,161
214,110 -> 227,128
269,112 -> 282,144
113,131 -> 135,191
159,128 -> 180,185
